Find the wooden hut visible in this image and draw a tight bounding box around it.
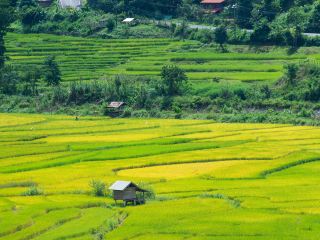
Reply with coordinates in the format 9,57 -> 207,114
105,101 -> 126,117
109,181 -> 148,206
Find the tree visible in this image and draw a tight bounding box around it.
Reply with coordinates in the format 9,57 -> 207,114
235,0 -> 253,28
174,20 -> 188,41
21,66 -> 42,95
161,65 -> 188,96
20,6 -> 45,28
214,25 -> 228,49
260,0 -> 278,21
250,18 -> 271,44
43,56 -> 61,86
0,0 -> 16,68
0,65 -> 19,95
282,63 -> 298,86
178,0 -> 202,21
277,0 -> 295,12
19,0 -> 45,32
269,7 -> 308,45
309,1 -> 320,32
285,27 -> 304,49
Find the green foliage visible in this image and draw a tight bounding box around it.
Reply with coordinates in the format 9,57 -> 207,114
20,65 -> 42,96
174,21 -> 188,41
43,56 -> 61,86
0,65 -> 19,95
250,18 -> 271,44
235,0 -> 253,28
3,33 -> 320,124
282,63 -> 299,86
22,185 -> 43,196
191,29 -> 214,44
309,1 -> 320,32
20,5 -> 45,31
279,60 -> 320,102
137,182 -> 156,200
161,65 -> 188,96
89,179 -> 106,197
214,25 -> 228,48
0,0 -> 16,68
87,0 -> 182,16
178,0 -> 203,21
284,27 -> 305,49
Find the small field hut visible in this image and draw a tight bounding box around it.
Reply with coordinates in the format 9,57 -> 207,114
105,102 -> 126,117
122,18 -> 135,24
109,181 -> 148,206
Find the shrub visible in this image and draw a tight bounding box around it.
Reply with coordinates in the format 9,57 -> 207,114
192,29 -> 214,44
137,182 -> 155,200
161,65 -> 188,96
22,185 -> 42,196
214,25 -> 228,49
0,65 -> 20,95
43,56 -> 61,86
89,179 -> 106,197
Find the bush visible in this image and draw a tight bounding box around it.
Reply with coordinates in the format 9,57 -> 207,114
22,185 -> 42,196
89,179 -> 106,197
0,65 -> 20,95
192,29 -> 214,44
137,182 -> 155,200
43,56 -> 61,86
227,27 -> 250,44
214,25 -> 228,48
161,65 -> 188,96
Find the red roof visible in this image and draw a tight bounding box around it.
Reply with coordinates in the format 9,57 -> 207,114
201,0 -> 225,3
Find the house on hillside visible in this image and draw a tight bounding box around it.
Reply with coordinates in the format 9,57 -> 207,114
109,181 -> 148,206
105,102 -> 126,117
59,0 -> 82,8
201,0 -> 226,14
122,18 -> 135,24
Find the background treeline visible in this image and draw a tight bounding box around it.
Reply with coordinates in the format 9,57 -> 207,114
6,0 -> 320,44
1,59 -> 320,125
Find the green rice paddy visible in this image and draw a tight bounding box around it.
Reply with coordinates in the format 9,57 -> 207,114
0,113 -> 320,239
6,33 -> 320,85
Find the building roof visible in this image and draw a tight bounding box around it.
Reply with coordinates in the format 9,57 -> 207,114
109,181 -> 131,190
107,102 -> 125,108
59,0 -> 82,8
201,0 -> 225,3
109,181 -> 147,192
122,18 -> 135,23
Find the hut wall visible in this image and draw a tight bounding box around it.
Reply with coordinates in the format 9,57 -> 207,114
113,188 -> 136,200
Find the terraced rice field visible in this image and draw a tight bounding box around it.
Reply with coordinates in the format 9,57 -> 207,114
1,113 -> 320,239
6,33 -> 320,84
